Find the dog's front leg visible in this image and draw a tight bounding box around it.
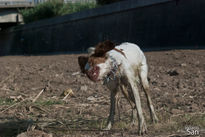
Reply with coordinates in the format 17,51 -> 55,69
105,90 -> 118,130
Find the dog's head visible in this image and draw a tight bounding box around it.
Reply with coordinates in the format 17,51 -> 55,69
78,40 -> 115,82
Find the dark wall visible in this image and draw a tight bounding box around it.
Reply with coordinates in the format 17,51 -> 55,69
0,0 -> 205,55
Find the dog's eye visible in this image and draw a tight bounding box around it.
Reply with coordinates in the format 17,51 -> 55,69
85,63 -> 90,70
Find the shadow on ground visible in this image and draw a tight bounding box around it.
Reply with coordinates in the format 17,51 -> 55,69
0,117 -> 32,137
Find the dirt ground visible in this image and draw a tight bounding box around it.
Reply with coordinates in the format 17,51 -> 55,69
0,49 -> 204,137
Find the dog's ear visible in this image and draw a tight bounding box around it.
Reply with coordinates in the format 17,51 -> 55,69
78,56 -> 89,73
87,47 -> 95,55
93,40 -> 115,57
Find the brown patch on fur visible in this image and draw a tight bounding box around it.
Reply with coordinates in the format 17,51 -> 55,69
78,56 -> 88,73
92,40 -> 115,57
78,41 -> 115,73
114,48 -> 127,58
87,40 -> 115,66
88,56 -> 107,66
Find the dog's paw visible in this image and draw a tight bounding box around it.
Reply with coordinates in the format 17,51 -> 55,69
103,122 -> 112,130
138,122 -> 147,135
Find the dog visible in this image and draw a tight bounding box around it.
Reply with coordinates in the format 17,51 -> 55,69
78,40 -> 158,135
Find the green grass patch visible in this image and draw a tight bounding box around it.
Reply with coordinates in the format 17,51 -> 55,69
114,121 -> 129,129
0,97 -> 16,105
171,113 -> 205,128
151,112 -> 205,135
34,99 -> 64,106
59,2 -> 97,16
20,1 -> 97,23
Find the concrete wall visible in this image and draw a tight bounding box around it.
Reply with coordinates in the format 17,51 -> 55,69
0,9 -> 23,23
0,0 -> 34,8
0,0 -> 205,55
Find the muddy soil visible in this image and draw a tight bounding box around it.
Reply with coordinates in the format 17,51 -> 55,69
0,50 -> 204,137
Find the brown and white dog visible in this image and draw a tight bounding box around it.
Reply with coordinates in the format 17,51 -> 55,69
78,40 -> 158,135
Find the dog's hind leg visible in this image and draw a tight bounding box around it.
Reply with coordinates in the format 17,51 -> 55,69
124,68 -> 147,135
139,64 -> 158,123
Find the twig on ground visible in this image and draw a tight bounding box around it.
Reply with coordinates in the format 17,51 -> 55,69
31,105 -> 50,113
63,94 -> 70,101
0,87 -> 47,113
62,88 -> 74,101
0,98 -> 30,114
170,112 -> 205,119
72,71 -> 80,76
0,68 -> 18,86
32,88 -> 45,103
53,104 -> 70,109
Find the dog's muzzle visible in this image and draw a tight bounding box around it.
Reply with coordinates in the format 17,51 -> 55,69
85,64 -> 100,82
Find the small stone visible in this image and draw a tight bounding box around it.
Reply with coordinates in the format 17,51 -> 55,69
195,61 -> 200,65
76,75 -> 81,79
191,103 -> 198,110
61,88 -> 74,98
87,96 -> 96,101
167,70 -> 179,76
171,98 -> 177,104
180,63 -> 187,67
161,82 -> 167,87
189,96 -> 194,99
80,85 -> 88,91
171,108 -> 184,114
151,81 -> 158,86
154,87 -> 161,91
72,71 -> 80,76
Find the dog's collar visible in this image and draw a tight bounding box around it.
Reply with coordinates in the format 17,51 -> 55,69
103,57 -> 120,84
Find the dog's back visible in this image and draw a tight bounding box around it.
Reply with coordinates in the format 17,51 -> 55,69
108,42 -> 147,71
